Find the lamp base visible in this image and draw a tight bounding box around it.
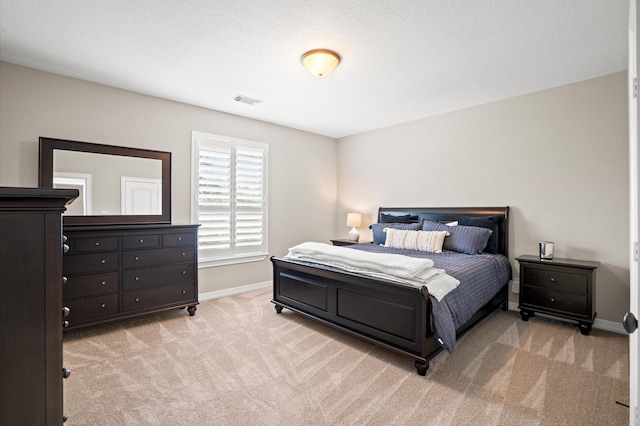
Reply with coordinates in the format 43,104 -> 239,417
348,227 -> 359,242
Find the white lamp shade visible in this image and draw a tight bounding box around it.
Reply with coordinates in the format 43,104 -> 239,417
346,212 -> 362,227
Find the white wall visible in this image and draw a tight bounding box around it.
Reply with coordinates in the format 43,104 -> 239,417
336,72 -> 629,323
0,61 -> 337,293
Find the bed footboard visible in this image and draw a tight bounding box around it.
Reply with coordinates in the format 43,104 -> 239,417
271,257 -> 441,375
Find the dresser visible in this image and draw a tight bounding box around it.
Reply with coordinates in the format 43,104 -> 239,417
62,224 -> 199,328
0,187 -> 78,425
516,255 -> 599,335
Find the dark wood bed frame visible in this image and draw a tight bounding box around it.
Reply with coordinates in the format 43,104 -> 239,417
271,207 -> 510,375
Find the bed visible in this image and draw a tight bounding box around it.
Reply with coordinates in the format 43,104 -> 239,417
271,207 -> 511,375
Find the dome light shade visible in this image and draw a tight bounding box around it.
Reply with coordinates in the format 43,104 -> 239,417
301,49 -> 340,77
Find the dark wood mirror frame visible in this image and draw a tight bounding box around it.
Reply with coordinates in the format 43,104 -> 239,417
38,137 -> 171,226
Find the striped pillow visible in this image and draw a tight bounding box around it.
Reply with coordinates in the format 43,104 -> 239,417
384,228 -> 449,253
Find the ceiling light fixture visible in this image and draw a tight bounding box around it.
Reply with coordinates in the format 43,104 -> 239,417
301,49 -> 340,77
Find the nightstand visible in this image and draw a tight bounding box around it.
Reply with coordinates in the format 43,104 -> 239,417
516,255 -> 599,335
330,239 -> 371,246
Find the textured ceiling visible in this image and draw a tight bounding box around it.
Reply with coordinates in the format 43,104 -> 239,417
0,0 -> 629,138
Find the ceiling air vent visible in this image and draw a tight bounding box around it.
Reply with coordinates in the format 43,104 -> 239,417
233,94 -> 263,106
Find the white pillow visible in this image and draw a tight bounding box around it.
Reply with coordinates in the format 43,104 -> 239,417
384,228 -> 450,253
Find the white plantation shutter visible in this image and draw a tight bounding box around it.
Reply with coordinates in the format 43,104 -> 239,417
235,146 -> 265,249
192,132 -> 268,265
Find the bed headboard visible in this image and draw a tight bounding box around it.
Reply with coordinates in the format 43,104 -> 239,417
377,207 -> 510,257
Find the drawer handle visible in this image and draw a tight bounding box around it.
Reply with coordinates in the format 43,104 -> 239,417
101,281 -> 106,285
550,297 -> 556,303
182,270 -> 186,275
101,303 -> 106,308
135,298 -> 140,302
100,259 -> 106,264
62,276 -> 68,285
62,235 -> 68,243
63,244 -> 69,254
550,277 -> 556,282
62,368 -> 71,379
181,290 -> 186,294
178,237 -> 182,241
181,252 -> 186,256
95,242 -> 100,246
135,277 -> 140,281
139,239 -> 144,243
134,256 -> 139,261
63,320 -> 69,329
62,307 -> 70,317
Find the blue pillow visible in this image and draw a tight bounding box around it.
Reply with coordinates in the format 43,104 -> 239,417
371,222 -> 421,245
458,215 -> 502,254
422,220 -> 492,254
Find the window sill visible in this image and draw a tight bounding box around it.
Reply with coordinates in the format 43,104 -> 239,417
198,253 -> 268,268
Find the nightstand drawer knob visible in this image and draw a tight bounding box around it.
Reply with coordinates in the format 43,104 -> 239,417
550,297 -> 556,303
550,277 -> 556,282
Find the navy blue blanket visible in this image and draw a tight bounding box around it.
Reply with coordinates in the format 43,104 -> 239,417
348,244 -> 512,352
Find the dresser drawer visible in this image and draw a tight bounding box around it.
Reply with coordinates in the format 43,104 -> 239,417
71,236 -> 118,253
122,246 -> 195,268
122,234 -> 160,249
64,252 -> 119,274
162,232 -> 195,247
64,271 -> 118,299
64,294 -> 119,323
521,285 -> 589,318
122,283 -> 195,312
122,264 -> 195,290
521,264 -> 588,295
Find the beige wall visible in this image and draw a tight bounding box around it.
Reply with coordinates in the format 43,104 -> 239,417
0,61 -> 338,293
0,61 -> 630,323
337,72 -> 629,323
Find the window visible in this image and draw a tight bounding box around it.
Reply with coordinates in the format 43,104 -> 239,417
192,131 -> 268,267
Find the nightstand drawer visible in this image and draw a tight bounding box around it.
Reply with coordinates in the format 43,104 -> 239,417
521,265 -> 588,294
521,285 -> 589,317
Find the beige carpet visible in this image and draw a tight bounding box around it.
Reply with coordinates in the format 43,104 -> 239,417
63,287 -> 629,425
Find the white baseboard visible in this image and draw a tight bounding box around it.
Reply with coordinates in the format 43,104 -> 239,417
199,281 -> 271,301
507,301 -> 626,334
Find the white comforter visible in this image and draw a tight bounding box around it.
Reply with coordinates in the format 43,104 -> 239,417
285,242 -> 460,301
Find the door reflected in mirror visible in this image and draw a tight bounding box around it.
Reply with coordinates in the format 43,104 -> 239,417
53,150 -> 162,216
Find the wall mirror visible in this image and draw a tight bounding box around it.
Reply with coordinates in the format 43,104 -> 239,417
39,137 -> 171,226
